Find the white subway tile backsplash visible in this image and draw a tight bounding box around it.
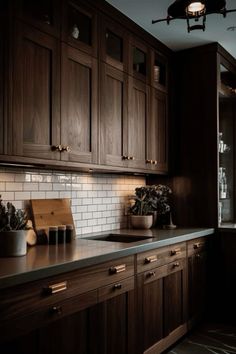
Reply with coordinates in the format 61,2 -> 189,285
0,167 -> 145,236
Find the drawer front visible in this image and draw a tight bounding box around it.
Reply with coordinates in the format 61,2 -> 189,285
143,258 -> 186,285
187,237 -> 207,257
137,243 -> 186,273
98,276 -> 134,302
0,290 -> 98,342
0,255 -> 134,322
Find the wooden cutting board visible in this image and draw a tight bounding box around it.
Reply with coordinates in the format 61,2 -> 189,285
30,199 -> 75,238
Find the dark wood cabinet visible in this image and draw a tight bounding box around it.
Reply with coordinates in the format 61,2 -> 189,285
61,44 -> 98,164
11,21 -> 61,160
12,0 -> 61,38
146,88 -> 168,173
130,37 -> 150,83
187,238 -> 207,330
127,77 -> 149,170
0,19 -> 4,155
100,63 -> 128,168
100,15 -> 129,72
62,0 -> 97,57
136,254 -> 187,354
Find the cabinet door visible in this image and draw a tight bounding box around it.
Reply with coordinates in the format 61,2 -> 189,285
100,63 -> 128,167
11,21 -> 61,160
146,88 -> 168,173
97,289 -> 135,354
61,44 -> 98,164
127,77 -> 148,169
188,251 -> 207,329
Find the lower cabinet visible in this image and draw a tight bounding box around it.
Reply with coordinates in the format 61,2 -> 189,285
187,237 -> 207,329
136,259 -> 187,354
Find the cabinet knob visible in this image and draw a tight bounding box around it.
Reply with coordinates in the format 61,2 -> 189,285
193,242 -> 201,249
113,283 -> 122,290
109,264 -> 126,274
173,262 -> 180,268
50,306 -> 62,315
61,145 -> 71,152
146,159 -> 153,164
51,145 -> 63,152
152,160 -> 158,165
147,271 -> 156,278
122,155 -> 128,160
127,156 -> 135,160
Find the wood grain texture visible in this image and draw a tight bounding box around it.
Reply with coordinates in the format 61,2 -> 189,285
12,21 -> 61,160
100,63 -> 128,167
30,198 -> 75,235
61,44 -> 98,164
0,19 -> 4,155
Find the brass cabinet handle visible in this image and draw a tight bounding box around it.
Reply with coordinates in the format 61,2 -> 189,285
145,255 -> 158,264
127,156 -> 135,160
113,283 -> 122,290
193,242 -> 201,249
44,281 -> 67,295
173,262 -> 180,268
171,248 -> 181,256
147,271 -> 156,278
109,264 -> 126,274
146,159 -> 153,164
50,306 -> 62,315
122,155 -> 128,160
152,160 -> 158,165
51,145 -> 63,152
61,145 -> 71,152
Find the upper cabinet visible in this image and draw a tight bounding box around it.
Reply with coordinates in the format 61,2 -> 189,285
1,0 -> 171,174
11,21 -> 61,161
61,0 -> 97,57
130,37 -> 150,83
61,44 -> 98,164
12,0 -> 61,37
100,15 -> 129,72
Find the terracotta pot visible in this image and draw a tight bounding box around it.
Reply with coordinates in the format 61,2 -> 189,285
130,215 -> 153,229
0,230 -> 27,257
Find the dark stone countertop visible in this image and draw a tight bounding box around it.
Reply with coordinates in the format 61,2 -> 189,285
0,227 -> 214,289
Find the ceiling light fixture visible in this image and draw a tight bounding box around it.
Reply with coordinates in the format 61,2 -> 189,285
152,0 -> 236,33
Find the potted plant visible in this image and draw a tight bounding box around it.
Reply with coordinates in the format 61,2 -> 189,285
129,185 -> 172,229
129,187 -> 154,229
0,195 -> 29,257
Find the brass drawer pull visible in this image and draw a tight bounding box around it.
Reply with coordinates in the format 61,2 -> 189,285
173,262 -> 180,268
51,144 -> 63,152
50,306 -> 62,315
113,283 -> 122,290
171,248 -> 181,256
109,264 -> 126,274
122,155 -> 128,160
147,271 -> 156,278
127,156 -> 135,160
193,242 -> 201,249
146,159 -> 153,164
61,145 -> 71,152
44,281 -> 67,295
152,160 -> 158,165
145,255 -> 158,264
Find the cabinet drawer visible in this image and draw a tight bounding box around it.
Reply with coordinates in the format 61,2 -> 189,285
137,243 -> 186,273
0,255 -> 134,323
0,290 -> 98,342
143,258 -> 186,285
98,276 -> 134,302
187,238 -> 207,257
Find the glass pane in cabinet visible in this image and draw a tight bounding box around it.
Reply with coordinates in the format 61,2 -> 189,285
68,6 -> 91,46
154,55 -> 166,86
106,30 -> 123,62
23,0 -> 53,25
133,47 -> 146,76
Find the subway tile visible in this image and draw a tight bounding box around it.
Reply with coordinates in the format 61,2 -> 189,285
87,205 -> 98,212
97,205 -> 107,211
77,205 -> 88,213
23,182 -> 38,191
15,192 -> 31,200
81,226 -> 93,234
71,183 -> 82,191
93,198 -> 102,205
31,191 -> 46,199
0,182 -> 5,191
0,172 -> 15,182
59,191 -> 72,199
97,218 -> 107,225
92,225 -> 102,233
0,191 -> 14,201
14,173 -> 30,182
92,184 -> 103,191
82,212 -> 93,220
39,183 -> 53,191
102,197 -> 112,204
82,184 -> 93,191
6,182 -> 23,191
12,200 -> 24,209
97,191 -> 107,198
53,183 -> 66,191
31,175 -> 43,182
45,191 -> 59,198
89,219 -> 98,226
82,198 -> 93,205
93,211 -> 102,218
87,191 -> 98,198
102,211 -> 112,218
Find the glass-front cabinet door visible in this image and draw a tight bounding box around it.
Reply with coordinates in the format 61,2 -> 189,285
218,63 -> 236,226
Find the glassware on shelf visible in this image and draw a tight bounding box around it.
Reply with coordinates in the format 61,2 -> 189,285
219,167 -> 227,199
